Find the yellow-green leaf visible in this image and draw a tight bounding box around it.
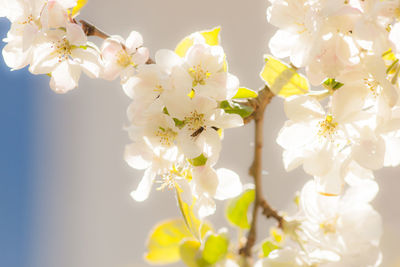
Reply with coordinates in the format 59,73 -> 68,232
260,55 -> 309,98
202,232 -> 229,264
176,189 -> 212,240
200,27 -> 221,46
175,27 -> 221,57
188,154 -> 208,167
232,87 -> 258,99
145,219 -> 192,264
179,240 -> 210,267
262,240 -> 280,257
72,0 -> 88,16
226,187 -> 255,229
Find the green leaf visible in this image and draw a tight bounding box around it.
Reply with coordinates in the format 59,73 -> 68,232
145,219 -> 192,264
220,101 -> 253,119
323,78 -> 344,91
226,186 -> 255,229
188,154 -> 208,167
232,87 -> 258,99
260,55 -> 309,98
176,189 -> 213,240
202,232 -> 229,264
262,240 -> 280,257
180,240 -> 210,267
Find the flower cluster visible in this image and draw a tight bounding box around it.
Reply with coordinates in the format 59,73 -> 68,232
0,0 -> 148,93
259,0 -> 400,265
123,33 -> 244,218
3,0 -> 400,265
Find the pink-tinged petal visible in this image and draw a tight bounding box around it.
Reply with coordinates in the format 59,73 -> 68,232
125,31 -> 143,53
130,167 -> 156,202
102,61 -> 123,81
214,168 -> 242,200
49,61 -> 81,93
101,38 -> 123,61
155,49 -> 182,72
42,1 -> 67,29
124,142 -> 152,170
66,22 -> 87,46
132,46 -> 149,65
71,47 -> 101,78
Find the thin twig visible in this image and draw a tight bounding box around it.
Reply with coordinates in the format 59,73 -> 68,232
80,20 -> 110,39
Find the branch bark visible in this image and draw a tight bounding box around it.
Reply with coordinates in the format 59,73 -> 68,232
239,86 -> 284,262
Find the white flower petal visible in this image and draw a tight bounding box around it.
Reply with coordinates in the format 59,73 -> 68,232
130,168 -> 156,202
214,168 -> 242,200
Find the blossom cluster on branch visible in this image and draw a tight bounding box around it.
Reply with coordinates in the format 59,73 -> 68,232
1,0 -> 400,266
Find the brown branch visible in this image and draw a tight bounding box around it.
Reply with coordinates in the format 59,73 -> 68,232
243,85 -> 274,125
239,86 -> 284,261
80,20 -> 110,39
260,199 -> 284,228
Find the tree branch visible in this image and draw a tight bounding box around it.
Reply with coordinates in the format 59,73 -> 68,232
239,86 -> 284,261
80,20 -> 110,39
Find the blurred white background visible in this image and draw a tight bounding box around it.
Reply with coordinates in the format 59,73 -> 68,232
28,0 -> 400,266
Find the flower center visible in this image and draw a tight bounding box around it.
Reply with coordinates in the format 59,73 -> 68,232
21,14 -> 34,25
320,217 -> 338,235
156,126 -> 177,147
189,64 -> 211,87
364,78 -> 381,97
318,115 -> 338,138
157,172 -> 177,191
116,49 -> 133,67
52,38 -> 72,62
153,84 -> 164,94
185,111 -> 205,133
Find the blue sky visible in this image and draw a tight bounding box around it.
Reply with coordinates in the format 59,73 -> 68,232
0,19 -> 36,267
